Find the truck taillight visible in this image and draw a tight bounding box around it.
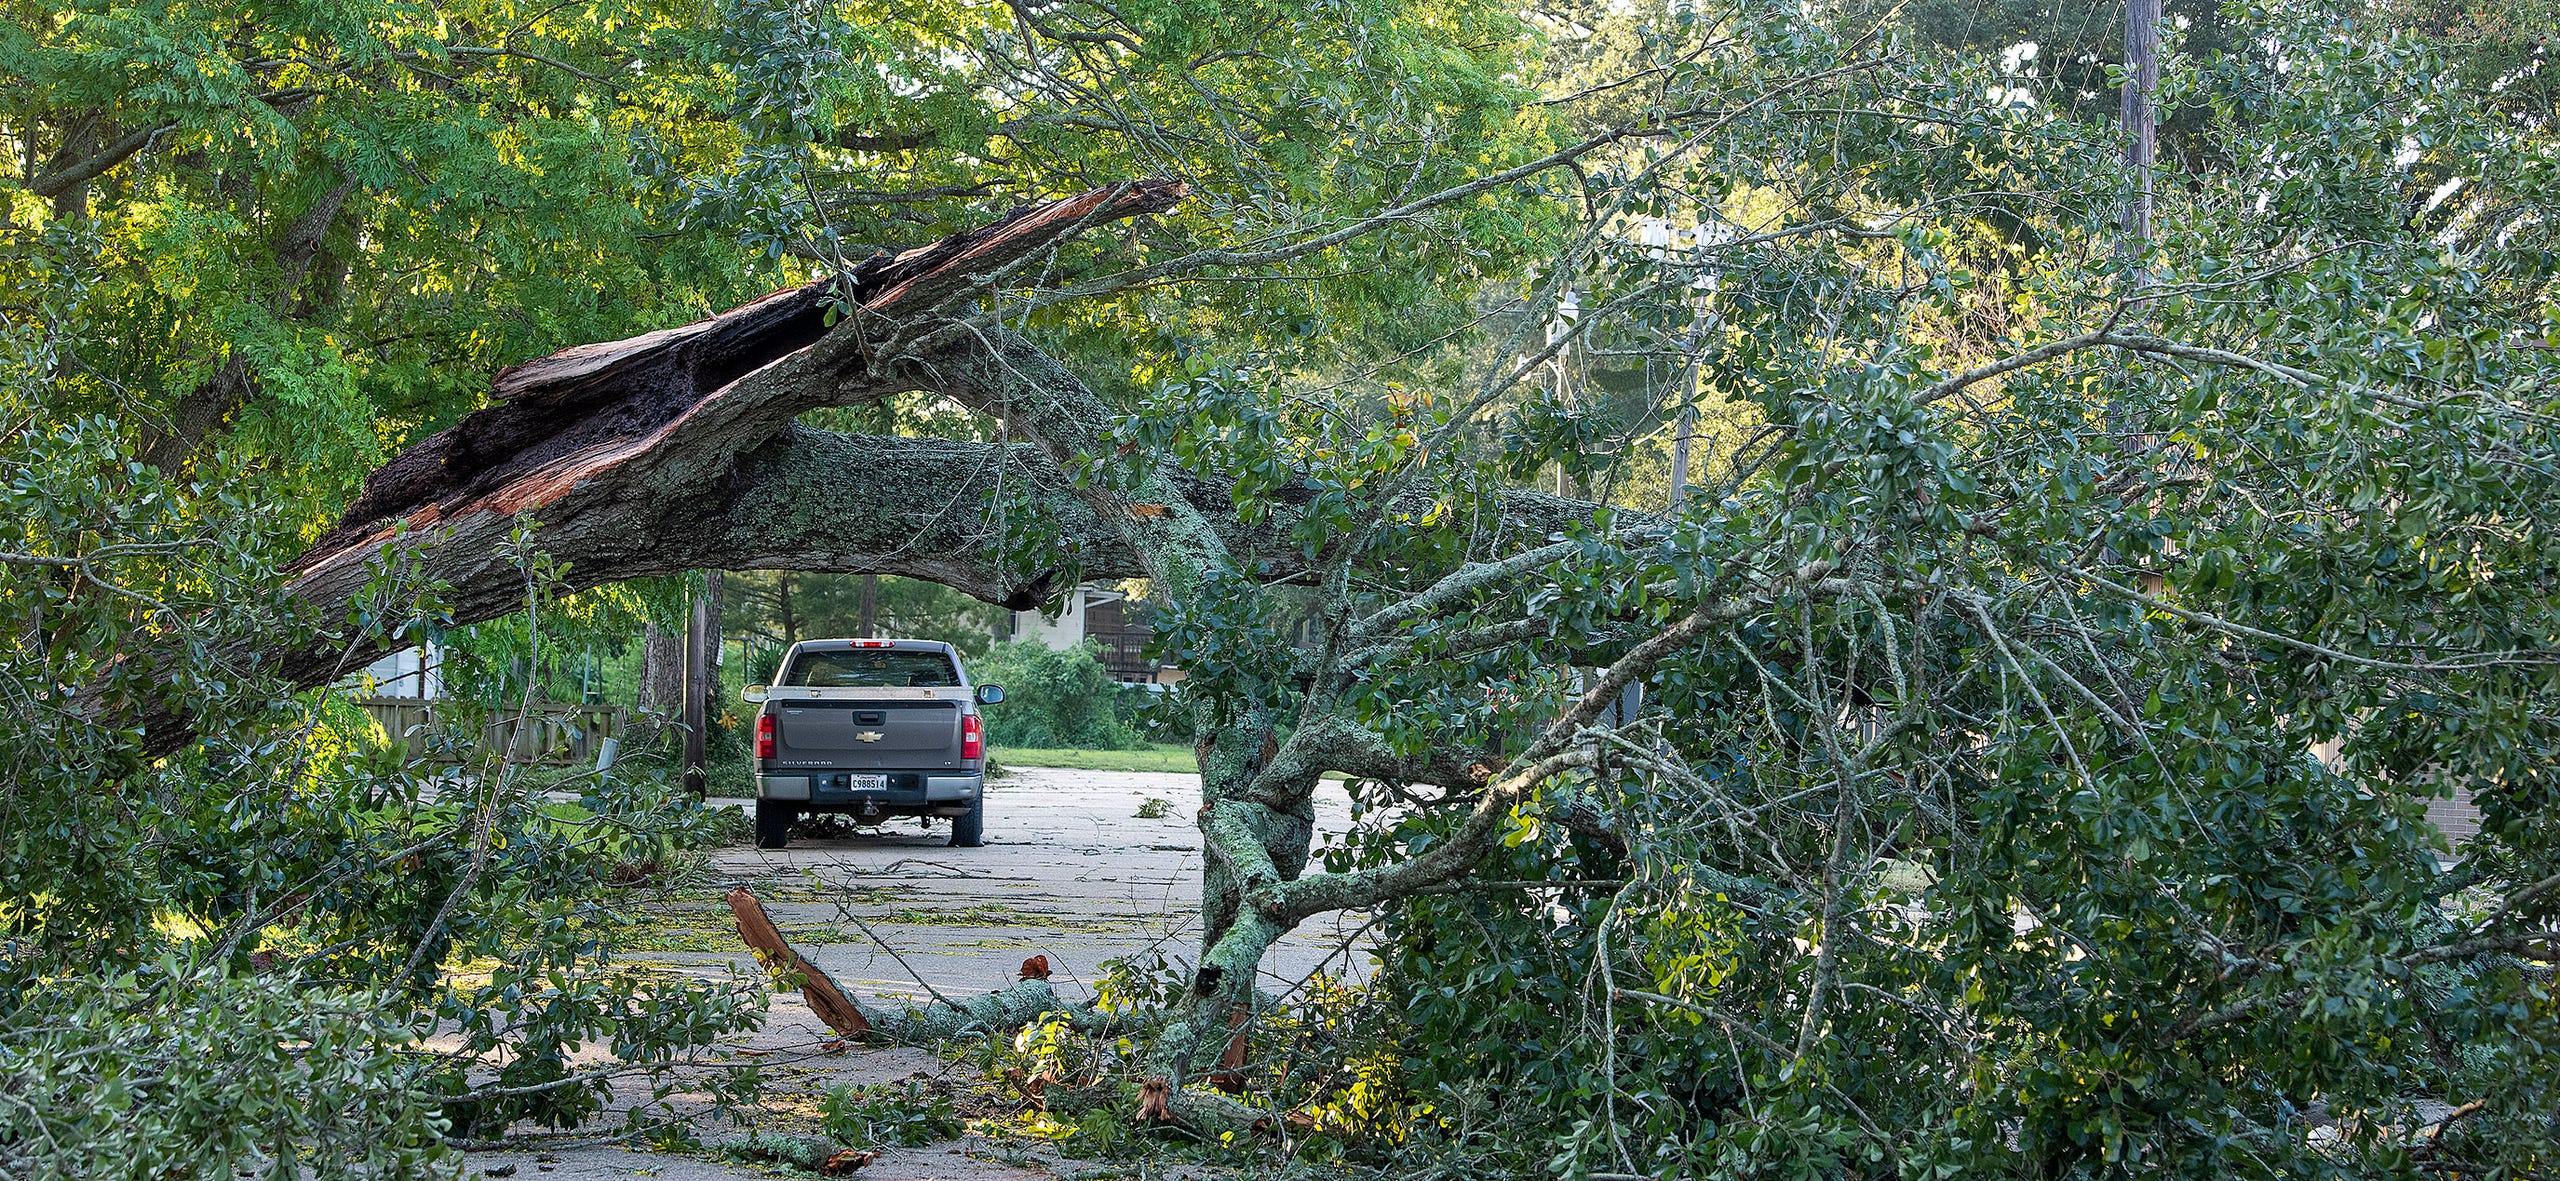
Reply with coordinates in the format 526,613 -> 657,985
852,639 -> 892,648
755,713 -> 776,759
961,713 -> 982,761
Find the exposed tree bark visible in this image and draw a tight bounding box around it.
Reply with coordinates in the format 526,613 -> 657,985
298,180 -> 1191,565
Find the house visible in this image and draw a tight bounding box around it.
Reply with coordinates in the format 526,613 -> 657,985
2312,737 -> 2483,848
1004,582 -> 1180,684
356,643 -> 442,699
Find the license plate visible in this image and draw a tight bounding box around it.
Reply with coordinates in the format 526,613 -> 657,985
848,774 -> 888,791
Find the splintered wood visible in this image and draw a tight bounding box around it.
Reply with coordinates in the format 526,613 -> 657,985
294,179 -> 1189,574
726,887 -> 875,1038
1208,1003 -> 1252,1094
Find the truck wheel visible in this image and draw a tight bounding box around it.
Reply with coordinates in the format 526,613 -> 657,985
949,797 -> 985,848
755,801 -> 795,850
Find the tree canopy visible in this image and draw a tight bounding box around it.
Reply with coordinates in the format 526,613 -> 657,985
6,0 -> 2560,1177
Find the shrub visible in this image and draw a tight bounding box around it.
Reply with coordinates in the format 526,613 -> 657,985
1111,680 -> 1195,744
969,641 -> 1139,750
0,408 -> 765,1177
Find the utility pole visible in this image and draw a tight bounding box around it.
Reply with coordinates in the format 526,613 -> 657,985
2121,0 -> 2161,245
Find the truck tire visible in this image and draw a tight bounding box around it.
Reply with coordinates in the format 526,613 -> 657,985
949,797 -> 985,848
755,801 -> 794,849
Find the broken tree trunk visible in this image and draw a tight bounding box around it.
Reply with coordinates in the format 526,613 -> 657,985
298,180 -> 1191,571
726,888 -> 873,1038
724,888 -> 1092,1044
151,179 -> 1594,752
132,183 -> 1185,756
724,888 -> 1275,1135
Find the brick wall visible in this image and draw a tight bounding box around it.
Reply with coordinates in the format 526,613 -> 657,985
2425,782 -> 2483,845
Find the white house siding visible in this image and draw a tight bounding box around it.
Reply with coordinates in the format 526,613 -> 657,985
1008,587 -> 1096,649
357,643 -> 442,699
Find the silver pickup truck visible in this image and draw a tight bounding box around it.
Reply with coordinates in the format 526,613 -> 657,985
744,638 -> 1003,850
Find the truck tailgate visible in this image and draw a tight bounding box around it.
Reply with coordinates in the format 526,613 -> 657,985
771,700 -> 961,770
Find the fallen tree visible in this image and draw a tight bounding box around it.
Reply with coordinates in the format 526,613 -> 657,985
270,181 -> 1188,691
248,180 -> 1600,710
100,12 -> 2560,1174
249,183 -> 1664,1111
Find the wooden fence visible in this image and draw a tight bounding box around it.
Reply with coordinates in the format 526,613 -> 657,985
356,697 -> 628,767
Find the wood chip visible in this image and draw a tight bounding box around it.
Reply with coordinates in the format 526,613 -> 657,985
819,1149 -> 878,1175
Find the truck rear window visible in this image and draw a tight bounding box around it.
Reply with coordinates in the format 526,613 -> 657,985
783,650 -> 960,688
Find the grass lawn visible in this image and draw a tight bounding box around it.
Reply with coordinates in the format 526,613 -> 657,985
993,743 -> 1199,775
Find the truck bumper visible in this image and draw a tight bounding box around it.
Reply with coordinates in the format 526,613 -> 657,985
756,772 -> 979,808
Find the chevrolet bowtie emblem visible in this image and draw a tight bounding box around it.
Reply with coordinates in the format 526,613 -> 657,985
855,731 -> 884,743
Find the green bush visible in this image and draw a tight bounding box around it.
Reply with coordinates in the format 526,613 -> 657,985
1111,680 -> 1195,744
0,407 -> 765,1177
969,641 -> 1140,750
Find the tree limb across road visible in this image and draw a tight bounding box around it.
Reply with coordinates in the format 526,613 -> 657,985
258,182 -> 1609,700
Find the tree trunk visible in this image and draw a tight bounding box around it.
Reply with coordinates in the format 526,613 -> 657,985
857,573 -> 878,638
2122,0 -> 2161,244
142,175 -> 361,473
682,577 -> 716,795
631,622 -> 685,752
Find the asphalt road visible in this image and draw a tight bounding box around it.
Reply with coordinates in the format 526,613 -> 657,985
465,765 -> 1361,1181
707,765 -> 1374,1006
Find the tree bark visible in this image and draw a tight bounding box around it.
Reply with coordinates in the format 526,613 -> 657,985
682,578 -> 713,795
2122,0 -> 2161,244
631,622 -> 684,752
726,889 -> 873,1037
706,571 -> 725,737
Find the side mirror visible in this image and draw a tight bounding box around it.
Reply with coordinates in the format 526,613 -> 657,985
741,685 -> 769,703
974,683 -> 1005,705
